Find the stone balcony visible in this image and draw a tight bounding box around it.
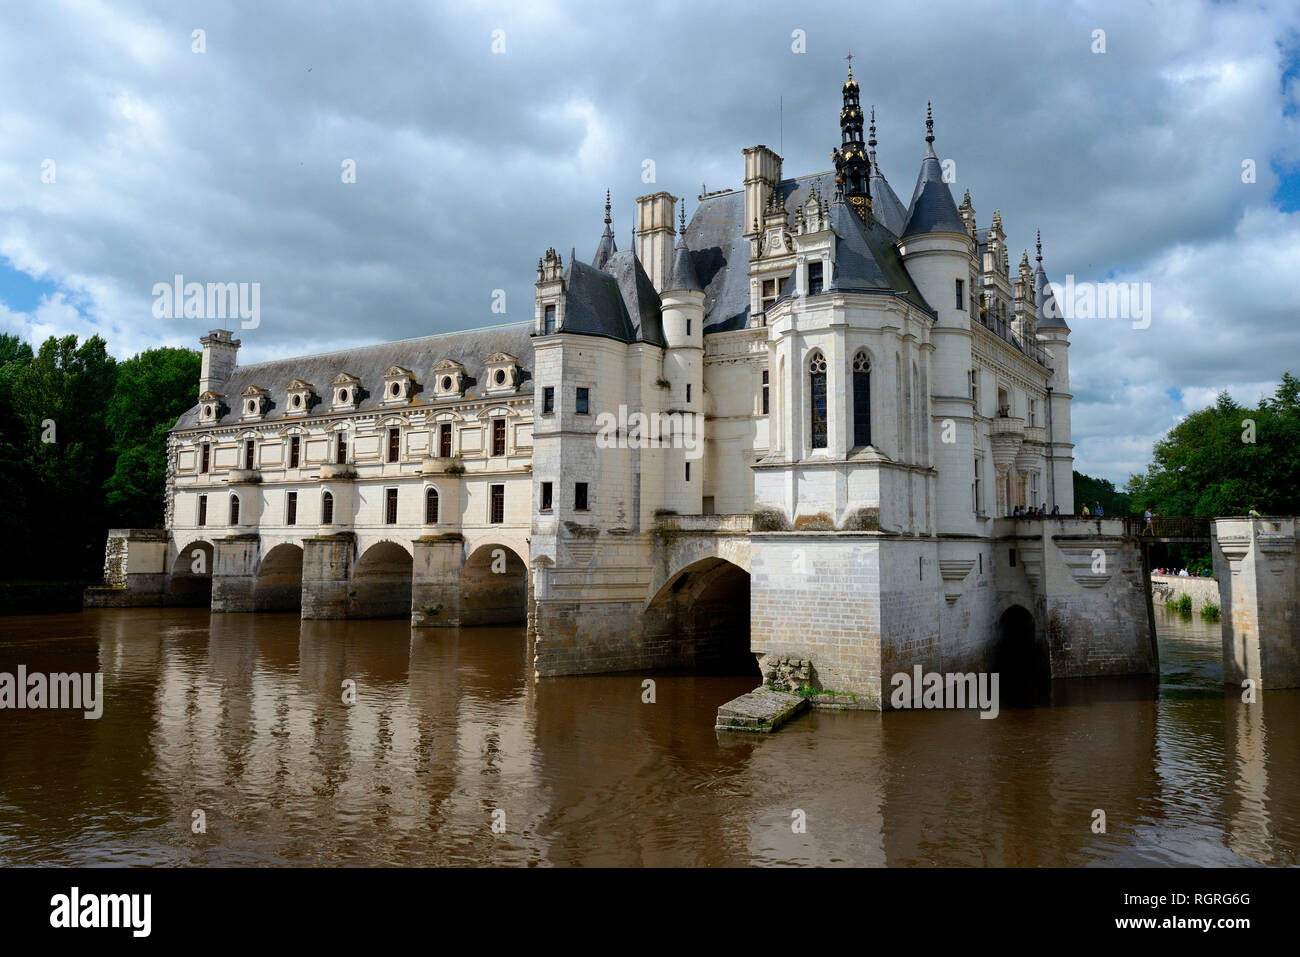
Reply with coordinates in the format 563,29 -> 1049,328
990,415 -> 1025,438
319,463 -> 357,480
227,468 -> 262,484
421,456 -> 465,476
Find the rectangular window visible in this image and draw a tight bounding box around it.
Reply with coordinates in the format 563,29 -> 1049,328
686,319 -> 691,336
686,383 -> 692,403
289,436 -> 300,469
197,494 -> 207,527
542,386 -> 554,414
492,417 -> 506,456
575,387 -> 589,415
808,261 -> 824,296
489,484 -> 505,524
544,304 -> 556,335
540,481 -> 553,512
1009,548 -> 1017,567
1028,398 -> 1038,428
955,278 -> 964,310
761,278 -> 777,312
387,427 -> 400,463
286,491 -> 297,526
244,440 -> 255,470
439,423 -> 452,458
702,496 -> 715,516
685,461 -> 690,482
200,444 -> 210,474
969,369 -> 979,406
762,370 -> 770,415
974,457 -> 982,514
336,433 -> 347,465
574,482 -> 589,511
385,488 -> 398,524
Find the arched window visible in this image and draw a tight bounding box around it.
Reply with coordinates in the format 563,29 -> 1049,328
808,351 -> 827,449
852,352 -> 871,448
321,491 -> 334,525
425,487 -> 439,525
229,493 -> 240,526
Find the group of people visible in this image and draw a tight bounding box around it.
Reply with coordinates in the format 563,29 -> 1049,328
1011,504 -> 1060,517
1153,567 -> 1212,578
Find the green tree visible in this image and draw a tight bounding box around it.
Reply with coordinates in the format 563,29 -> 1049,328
1073,471 -> 1133,516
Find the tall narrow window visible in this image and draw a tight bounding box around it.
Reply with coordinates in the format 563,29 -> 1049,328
229,494 -> 240,525
198,494 -> 207,527
685,461 -> 691,482
542,386 -> 554,414
808,261 -> 824,296
852,352 -> 871,448
244,440 -> 255,470
574,482 -> 589,511
686,384 -> 692,403
286,491 -> 298,526
761,278 -> 777,312
761,370 -> 770,415
387,427 -> 400,463
289,435 -> 300,469
322,491 -> 334,525
385,487 -> 398,524
575,387 -> 589,415
438,423 -> 452,458
544,304 -> 556,335
540,481 -> 553,512
492,418 -> 506,456
808,352 -> 828,450
335,433 -> 347,465
955,278 -> 964,310
686,319 -> 691,336
489,484 -> 505,524
200,444 -> 210,474
425,488 -> 439,524
973,458 -> 982,514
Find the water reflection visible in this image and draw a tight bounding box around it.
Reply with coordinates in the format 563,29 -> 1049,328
0,605 -> 1295,866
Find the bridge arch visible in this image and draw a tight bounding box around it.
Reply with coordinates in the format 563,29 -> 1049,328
643,557 -> 757,675
461,543 -> 528,626
255,542 -> 304,612
169,539 -> 214,605
352,540 -> 414,619
992,604 -> 1048,703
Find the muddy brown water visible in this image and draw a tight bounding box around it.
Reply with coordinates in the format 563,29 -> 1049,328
0,606 -> 1295,866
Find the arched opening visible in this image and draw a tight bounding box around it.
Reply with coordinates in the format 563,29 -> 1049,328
808,351 -> 827,450
461,544 -> 527,626
168,540 -> 214,605
992,604 -> 1048,705
852,350 -> 871,448
352,541 -> 413,619
644,558 -> 756,676
255,543 -> 303,612
321,490 -> 335,525
425,487 -> 439,525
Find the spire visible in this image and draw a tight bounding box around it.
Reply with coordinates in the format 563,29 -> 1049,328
679,198 -> 686,234
592,188 -> 617,270
668,204 -> 702,293
833,62 -> 871,223
1035,229 -> 1043,267
901,100 -> 964,238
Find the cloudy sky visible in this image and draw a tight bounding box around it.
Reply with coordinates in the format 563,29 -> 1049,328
1,0 -> 1297,485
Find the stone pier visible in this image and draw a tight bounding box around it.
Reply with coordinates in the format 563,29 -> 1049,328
302,533 -> 355,619
412,534 -> 464,627
211,534 -> 260,613
1213,517 -> 1300,689
83,528 -> 170,607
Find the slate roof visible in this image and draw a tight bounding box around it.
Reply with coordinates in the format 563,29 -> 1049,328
827,199 -> 932,312
869,161 -> 909,236
1034,264 -> 1069,331
559,251 -> 667,347
173,320 -> 536,430
668,236 -> 702,292
902,145 -> 967,237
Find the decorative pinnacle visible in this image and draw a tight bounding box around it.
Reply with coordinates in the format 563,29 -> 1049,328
845,51 -> 854,80
1035,229 -> 1042,264
868,105 -> 877,148
925,101 -> 934,143
679,199 -> 686,232
604,189 -> 611,225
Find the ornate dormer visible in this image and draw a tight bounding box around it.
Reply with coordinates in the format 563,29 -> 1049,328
482,352 -> 521,395
331,372 -> 361,410
959,189 -> 977,239
382,366 -> 416,405
198,390 -> 223,423
535,247 -> 566,336
285,379 -> 316,416
794,184 -> 831,236
755,190 -> 792,260
432,359 -> 468,399
241,385 -> 269,420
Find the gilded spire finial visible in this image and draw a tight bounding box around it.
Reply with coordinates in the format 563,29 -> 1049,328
925,101 -> 934,144
845,51 -> 854,80
1035,229 -> 1042,264
868,105 -> 876,149
604,189 -> 611,226
679,199 -> 686,233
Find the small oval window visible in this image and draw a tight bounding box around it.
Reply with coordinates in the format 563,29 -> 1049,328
292,394 -> 302,408
247,401 -> 255,413
441,376 -> 452,391
390,382 -> 400,396
204,405 -> 213,417
494,369 -> 506,385
339,389 -> 349,404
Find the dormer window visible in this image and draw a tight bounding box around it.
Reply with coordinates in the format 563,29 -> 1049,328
382,366 -> 416,405
198,391 -> 222,423
432,359 -> 468,400
483,352 -> 521,396
332,372 -> 361,410
241,386 -> 269,420
286,379 -> 316,417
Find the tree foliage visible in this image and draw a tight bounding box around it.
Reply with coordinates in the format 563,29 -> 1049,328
1073,470 -> 1134,516
0,333 -> 199,580
1125,373 -> 1300,517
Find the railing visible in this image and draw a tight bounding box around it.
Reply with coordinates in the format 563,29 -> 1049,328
1120,515 -> 1212,540
975,311 -> 1052,367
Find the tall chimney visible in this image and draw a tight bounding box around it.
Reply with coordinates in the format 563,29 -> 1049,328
743,146 -> 782,238
199,329 -> 240,395
634,191 -> 677,293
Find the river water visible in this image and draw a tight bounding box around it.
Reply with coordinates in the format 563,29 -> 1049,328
0,605 -> 1295,866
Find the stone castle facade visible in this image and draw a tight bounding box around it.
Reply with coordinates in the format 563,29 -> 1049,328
94,70 -> 1162,708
